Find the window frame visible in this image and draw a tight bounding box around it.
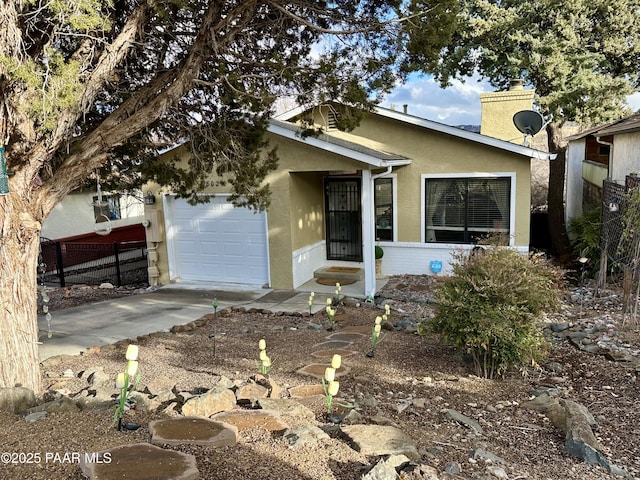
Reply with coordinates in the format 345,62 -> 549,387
421,172 -> 516,246
93,194 -> 122,223
374,174 -> 397,242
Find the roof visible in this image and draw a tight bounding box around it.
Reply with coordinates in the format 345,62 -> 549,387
276,105 -> 556,161
567,111 -> 640,141
267,119 -> 412,168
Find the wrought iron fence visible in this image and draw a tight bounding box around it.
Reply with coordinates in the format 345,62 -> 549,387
39,239 -> 148,287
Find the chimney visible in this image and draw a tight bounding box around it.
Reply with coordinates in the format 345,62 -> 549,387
403,104 -> 408,114
479,79 -> 535,143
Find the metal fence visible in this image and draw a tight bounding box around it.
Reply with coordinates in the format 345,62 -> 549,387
39,239 -> 148,287
599,175 -> 640,324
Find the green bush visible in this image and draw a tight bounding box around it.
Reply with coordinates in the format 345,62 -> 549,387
422,247 -> 562,378
375,246 -> 384,259
568,204 -> 601,276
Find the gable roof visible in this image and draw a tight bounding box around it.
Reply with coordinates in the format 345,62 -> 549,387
567,111 -> 640,141
267,118 -> 412,168
276,105 -> 556,161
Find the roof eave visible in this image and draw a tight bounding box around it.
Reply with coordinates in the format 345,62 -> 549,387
267,122 -> 411,168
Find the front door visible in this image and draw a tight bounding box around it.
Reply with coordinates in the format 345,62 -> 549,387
324,178 -> 362,261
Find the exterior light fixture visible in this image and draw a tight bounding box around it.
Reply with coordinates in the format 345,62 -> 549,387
144,191 -> 156,205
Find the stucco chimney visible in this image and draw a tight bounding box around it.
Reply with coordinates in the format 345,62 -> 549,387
479,79 -> 535,142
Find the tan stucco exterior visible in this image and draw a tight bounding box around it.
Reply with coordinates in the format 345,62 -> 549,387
146,107 -> 540,290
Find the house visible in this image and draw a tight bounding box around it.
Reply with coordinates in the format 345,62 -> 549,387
143,97 -> 554,297
42,189 -> 145,241
566,111 -> 640,224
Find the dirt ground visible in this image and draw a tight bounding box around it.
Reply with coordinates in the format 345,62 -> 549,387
3,276 -> 640,480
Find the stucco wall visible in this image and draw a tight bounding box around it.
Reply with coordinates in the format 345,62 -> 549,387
43,190 -> 144,240
348,114 -> 533,247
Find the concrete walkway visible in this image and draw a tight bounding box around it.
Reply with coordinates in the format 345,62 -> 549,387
37,277 -> 388,361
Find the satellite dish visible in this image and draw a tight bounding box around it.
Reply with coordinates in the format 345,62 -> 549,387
513,110 -> 544,136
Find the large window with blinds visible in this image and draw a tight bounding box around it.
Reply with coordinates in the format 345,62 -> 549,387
425,176 -> 511,244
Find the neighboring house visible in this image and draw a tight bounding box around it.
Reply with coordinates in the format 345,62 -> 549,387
566,112 -> 640,224
42,189 -> 145,241
143,101 -> 554,297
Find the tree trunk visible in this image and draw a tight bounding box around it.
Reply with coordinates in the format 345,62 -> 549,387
0,195 -> 42,392
546,123 -> 572,258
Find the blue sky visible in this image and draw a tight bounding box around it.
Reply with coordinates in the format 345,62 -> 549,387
382,73 -> 640,127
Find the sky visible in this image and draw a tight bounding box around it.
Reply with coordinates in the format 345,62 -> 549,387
382,73 -> 640,127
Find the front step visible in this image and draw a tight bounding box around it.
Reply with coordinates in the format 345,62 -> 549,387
313,266 -> 364,282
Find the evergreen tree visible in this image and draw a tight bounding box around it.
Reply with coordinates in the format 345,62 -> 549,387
0,0 -> 456,391
429,0 -> 640,256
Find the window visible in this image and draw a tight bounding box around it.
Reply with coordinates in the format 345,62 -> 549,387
374,177 -> 394,241
425,176 -> 510,244
93,195 -> 121,223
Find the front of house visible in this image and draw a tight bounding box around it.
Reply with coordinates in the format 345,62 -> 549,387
143,102 -> 553,297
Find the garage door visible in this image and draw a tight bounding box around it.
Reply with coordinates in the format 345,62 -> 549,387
165,196 -> 269,285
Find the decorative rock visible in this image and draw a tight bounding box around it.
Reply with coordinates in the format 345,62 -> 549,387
487,465 -> 508,479
62,368 -> 75,378
340,425 -> 420,460
83,367 -> 111,386
25,396 -> 80,414
267,378 -> 283,399
358,395 -> 379,408
370,415 -> 397,427
0,387 -> 37,414
444,462 -> 461,474
24,411 -> 48,423
212,409 -> 288,432
445,409 -> 484,434
362,454 -> 411,480
149,417 -> 237,447
145,375 -> 177,395
79,442 -> 199,480
98,282 -> 115,289
470,448 -> 506,465
257,398 -> 316,423
342,409 -> 364,425
412,397 -> 427,409
181,385 -> 236,417
235,383 -> 269,403
283,425 -> 330,447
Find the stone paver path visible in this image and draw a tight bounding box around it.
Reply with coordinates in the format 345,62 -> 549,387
149,417 -> 238,447
79,443 -> 199,480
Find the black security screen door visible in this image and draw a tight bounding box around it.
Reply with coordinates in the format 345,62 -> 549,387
324,178 -> 363,261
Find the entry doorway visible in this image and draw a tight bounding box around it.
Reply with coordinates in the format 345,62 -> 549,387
324,178 -> 362,261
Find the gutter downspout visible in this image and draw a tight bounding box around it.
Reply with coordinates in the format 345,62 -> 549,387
363,166 -> 393,299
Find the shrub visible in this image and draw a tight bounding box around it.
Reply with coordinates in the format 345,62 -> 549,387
375,246 -> 384,259
568,204 -> 601,276
423,247 -> 562,378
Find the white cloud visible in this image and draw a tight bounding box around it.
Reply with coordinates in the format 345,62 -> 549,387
386,76 -> 640,126
382,74 -> 492,126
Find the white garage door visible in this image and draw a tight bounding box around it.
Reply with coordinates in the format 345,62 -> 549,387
165,196 -> 269,285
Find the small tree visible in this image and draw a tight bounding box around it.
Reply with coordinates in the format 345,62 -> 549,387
425,247 -> 562,378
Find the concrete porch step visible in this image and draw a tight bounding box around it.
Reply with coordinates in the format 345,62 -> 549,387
313,266 -> 364,282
